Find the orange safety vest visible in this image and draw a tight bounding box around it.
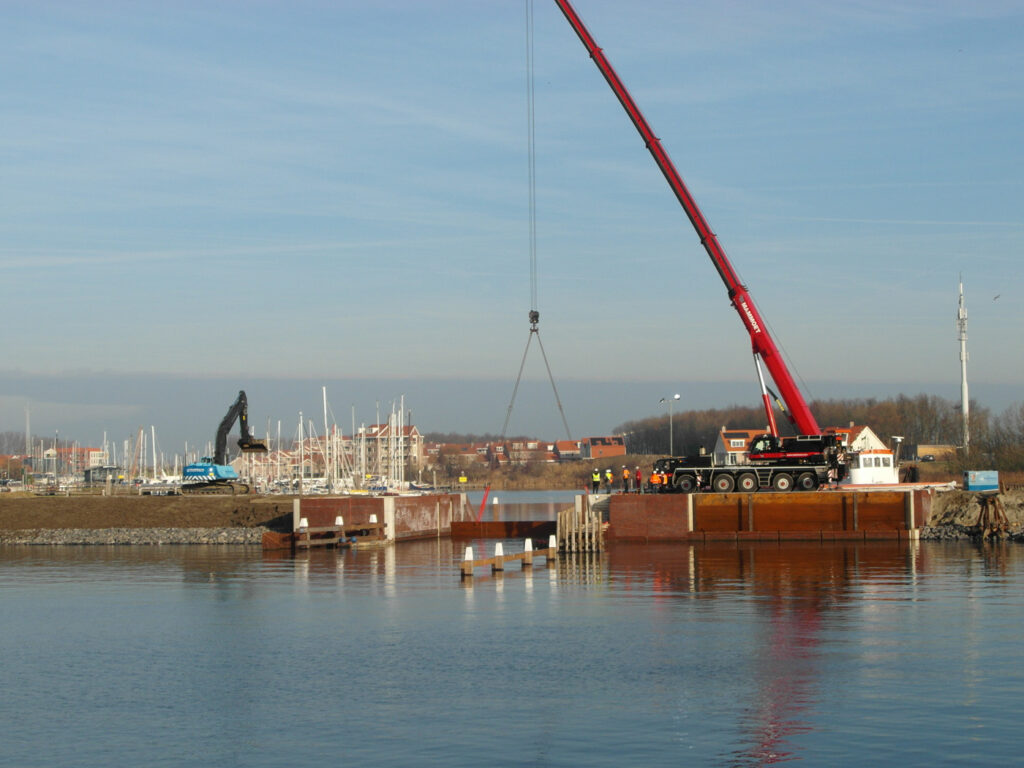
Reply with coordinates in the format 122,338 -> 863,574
650,473 -> 662,486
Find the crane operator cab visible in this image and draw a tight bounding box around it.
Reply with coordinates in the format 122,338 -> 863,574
748,435 -> 780,457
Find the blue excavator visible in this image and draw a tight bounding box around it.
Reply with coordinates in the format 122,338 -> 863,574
182,391 -> 268,494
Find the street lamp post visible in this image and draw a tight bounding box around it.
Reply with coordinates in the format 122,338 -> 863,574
660,394 -> 681,455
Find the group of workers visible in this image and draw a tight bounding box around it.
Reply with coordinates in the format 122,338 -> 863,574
590,465 -> 671,494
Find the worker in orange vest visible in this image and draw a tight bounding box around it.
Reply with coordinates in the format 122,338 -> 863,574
622,466 -> 631,493
649,471 -> 662,492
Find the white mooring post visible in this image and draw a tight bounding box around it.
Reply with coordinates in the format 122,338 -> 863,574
905,491 -> 918,539
493,542 -> 504,571
547,533 -> 558,568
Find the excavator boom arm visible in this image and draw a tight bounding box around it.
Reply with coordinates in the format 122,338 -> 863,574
553,0 -> 820,435
213,390 -> 267,465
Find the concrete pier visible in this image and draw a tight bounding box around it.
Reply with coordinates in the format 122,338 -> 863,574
261,493 -> 467,550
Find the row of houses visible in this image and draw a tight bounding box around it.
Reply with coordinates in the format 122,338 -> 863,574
304,421 -> 942,474
233,425 -> 628,478
425,436 -> 626,468
11,417 -> 941,485
4,425 -> 629,484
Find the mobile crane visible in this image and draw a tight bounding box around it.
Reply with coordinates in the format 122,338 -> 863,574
554,0 -> 847,491
182,391 -> 268,494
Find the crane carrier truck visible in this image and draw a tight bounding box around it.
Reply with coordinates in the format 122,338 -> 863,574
651,434 -> 846,494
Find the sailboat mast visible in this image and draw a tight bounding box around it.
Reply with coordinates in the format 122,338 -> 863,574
957,277 -> 970,453
322,386 -> 330,490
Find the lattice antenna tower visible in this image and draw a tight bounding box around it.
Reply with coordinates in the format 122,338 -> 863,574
957,276 -> 969,452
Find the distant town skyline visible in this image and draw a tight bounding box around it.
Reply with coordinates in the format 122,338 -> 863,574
2,1 -> 1021,452
2,372 -> 1018,461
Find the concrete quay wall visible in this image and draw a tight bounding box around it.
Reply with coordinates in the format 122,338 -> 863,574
288,493 -> 469,542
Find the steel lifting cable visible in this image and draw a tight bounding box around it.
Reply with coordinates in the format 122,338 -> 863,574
500,320 -> 572,441
501,0 -> 572,442
526,0 -> 538,315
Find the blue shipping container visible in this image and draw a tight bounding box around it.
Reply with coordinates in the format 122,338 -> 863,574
964,470 -> 999,491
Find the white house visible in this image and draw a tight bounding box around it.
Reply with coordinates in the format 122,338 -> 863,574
825,423 -> 899,485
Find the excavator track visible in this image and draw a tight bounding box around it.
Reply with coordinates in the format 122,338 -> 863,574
182,481 -> 250,495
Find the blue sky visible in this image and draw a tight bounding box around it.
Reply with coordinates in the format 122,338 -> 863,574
2,0 -> 1022,452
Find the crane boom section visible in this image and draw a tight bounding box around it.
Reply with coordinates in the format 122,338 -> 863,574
553,0 -> 820,436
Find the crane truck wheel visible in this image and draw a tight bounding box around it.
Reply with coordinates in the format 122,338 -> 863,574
712,474 -> 735,493
796,472 -> 818,491
771,473 -> 793,492
737,473 -> 758,493
675,474 -> 697,493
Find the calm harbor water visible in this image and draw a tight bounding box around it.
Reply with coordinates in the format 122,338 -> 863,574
4,506 -> 1024,766
466,488 -> 579,522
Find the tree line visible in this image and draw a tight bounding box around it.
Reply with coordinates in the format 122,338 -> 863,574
0,431 -> 56,455
615,394 -> 1024,471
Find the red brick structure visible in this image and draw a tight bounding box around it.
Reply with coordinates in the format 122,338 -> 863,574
581,436 -> 626,460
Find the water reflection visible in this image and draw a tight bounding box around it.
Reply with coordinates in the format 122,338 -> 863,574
556,550 -> 605,585
606,542 -> 914,765
466,491 -> 579,521
4,538 -> 1024,767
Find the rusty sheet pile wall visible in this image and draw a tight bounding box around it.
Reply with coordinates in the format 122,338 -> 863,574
608,490 -> 933,542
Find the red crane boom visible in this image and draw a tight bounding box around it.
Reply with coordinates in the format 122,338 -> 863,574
553,0 -> 821,436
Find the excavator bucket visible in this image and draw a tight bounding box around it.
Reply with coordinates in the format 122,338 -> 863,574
238,437 -> 269,453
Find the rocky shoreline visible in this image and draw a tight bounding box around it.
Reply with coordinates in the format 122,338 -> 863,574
920,525 -> 1024,542
3,524 -> 1021,546
0,527 -> 268,546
